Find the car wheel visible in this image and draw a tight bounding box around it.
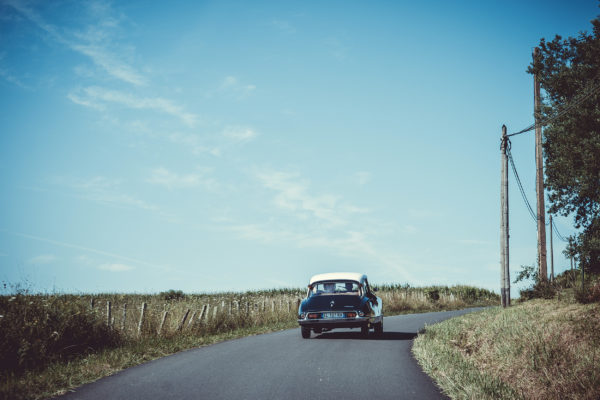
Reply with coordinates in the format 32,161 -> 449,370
361,325 -> 369,337
374,320 -> 383,335
301,326 -> 311,339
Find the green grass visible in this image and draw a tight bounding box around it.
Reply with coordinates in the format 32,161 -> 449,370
412,299 -> 600,400
0,284 -> 498,400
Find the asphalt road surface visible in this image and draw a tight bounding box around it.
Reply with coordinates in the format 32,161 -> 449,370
59,308 -> 484,400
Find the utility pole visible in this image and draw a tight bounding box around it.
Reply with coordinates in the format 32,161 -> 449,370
549,215 -> 554,281
534,47 -> 548,281
500,125 -> 510,307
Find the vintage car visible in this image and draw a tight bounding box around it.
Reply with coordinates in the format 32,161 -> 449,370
297,272 -> 383,338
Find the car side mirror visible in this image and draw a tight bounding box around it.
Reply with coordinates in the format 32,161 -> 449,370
373,287 -> 378,292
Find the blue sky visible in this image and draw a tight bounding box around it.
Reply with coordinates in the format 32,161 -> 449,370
1,0 -> 598,294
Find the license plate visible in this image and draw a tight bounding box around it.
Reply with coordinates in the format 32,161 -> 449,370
322,312 -> 345,319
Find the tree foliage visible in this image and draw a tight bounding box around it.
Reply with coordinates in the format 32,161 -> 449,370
528,13 -> 600,273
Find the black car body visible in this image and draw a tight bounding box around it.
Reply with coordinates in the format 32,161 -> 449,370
297,272 -> 383,338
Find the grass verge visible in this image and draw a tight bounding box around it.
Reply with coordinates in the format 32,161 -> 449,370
412,299 -> 600,400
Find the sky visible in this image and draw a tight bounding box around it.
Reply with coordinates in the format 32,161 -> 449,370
1,0 -> 598,295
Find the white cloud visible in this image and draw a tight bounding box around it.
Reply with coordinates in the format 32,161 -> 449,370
255,169 -> 368,226
71,44 -> 146,86
217,76 -> 256,99
355,171 -> 371,185
6,0 -> 147,86
227,223 -> 414,282
27,254 -> 56,264
222,126 -> 258,143
52,175 -> 168,217
271,19 -> 296,34
147,167 -> 218,191
99,263 -> 134,272
69,87 -> 198,126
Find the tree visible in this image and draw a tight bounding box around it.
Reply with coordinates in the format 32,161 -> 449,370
528,13 -> 600,273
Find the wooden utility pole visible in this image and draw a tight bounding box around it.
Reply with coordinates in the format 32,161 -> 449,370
534,47 -> 548,281
549,215 -> 554,281
500,125 -> 510,307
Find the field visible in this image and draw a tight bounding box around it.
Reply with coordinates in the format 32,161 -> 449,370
0,284 -> 498,399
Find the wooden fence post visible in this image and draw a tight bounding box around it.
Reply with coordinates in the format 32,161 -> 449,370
158,310 -> 168,336
90,297 -> 95,310
187,311 -> 197,329
138,302 -> 147,337
121,303 -> 127,331
178,309 -> 190,331
212,305 -> 218,319
271,300 -> 275,313
198,304 -> 207,322
106,301 -> 112,327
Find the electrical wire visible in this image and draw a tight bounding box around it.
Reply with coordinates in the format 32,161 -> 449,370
506,144 -> 538,223
506,141 -> 571,242
508,78 -> 600,137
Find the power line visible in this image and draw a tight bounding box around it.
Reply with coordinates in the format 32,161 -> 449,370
508,78 -> 600,137
506,141 -> 571,242
552,219 -> 569,242
506,144 -> 537,223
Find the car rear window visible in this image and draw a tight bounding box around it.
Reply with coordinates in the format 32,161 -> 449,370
310,281 -> 360,296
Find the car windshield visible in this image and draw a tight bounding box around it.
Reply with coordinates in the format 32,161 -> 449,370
309,281 -> 360,296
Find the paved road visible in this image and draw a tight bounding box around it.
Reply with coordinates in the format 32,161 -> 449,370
60,308 -> 483,400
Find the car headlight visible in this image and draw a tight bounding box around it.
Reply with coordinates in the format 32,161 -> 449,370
358,310 -> 366,317
299,312 -> 306,319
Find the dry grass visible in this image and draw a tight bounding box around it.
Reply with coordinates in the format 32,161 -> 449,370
0,284 -> 498,399
413,299 -> 600,400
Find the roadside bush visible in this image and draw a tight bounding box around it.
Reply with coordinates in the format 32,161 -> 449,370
575,281 -> 600,304
159,290 -> 185,301
0,295 -> 121,374
425,288 -> 440,302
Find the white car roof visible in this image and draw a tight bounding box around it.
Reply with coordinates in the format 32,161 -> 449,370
309,272 -> 366,285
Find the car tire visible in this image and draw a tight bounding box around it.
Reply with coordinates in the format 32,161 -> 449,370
301,326 -> 311,339
374,320 -> 383,335
361,325 -> 369,337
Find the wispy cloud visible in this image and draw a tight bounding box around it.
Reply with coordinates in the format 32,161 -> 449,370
216,76 -> 256,99
355,171 -> 371,185
52,176 -> 171,218
27,254 -> 56,264
11,231 -> 168,271
71,44 -> 146,86
99,263 -> 134,272
228,223 -> 413,281
166,132 -> 221,156
6,0 -> 147,86
271,19 -> 296,34
324,37 -> 349,61
255,169 -> 367,226
222,126 -> 258,143
147,167 -> 218,191
68,86 -> 198,126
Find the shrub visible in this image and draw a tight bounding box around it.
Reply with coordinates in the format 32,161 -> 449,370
575,281 -> 600,304
0,295 -> 121,374
159,290 -> 185,301
425,288 -> 440,302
